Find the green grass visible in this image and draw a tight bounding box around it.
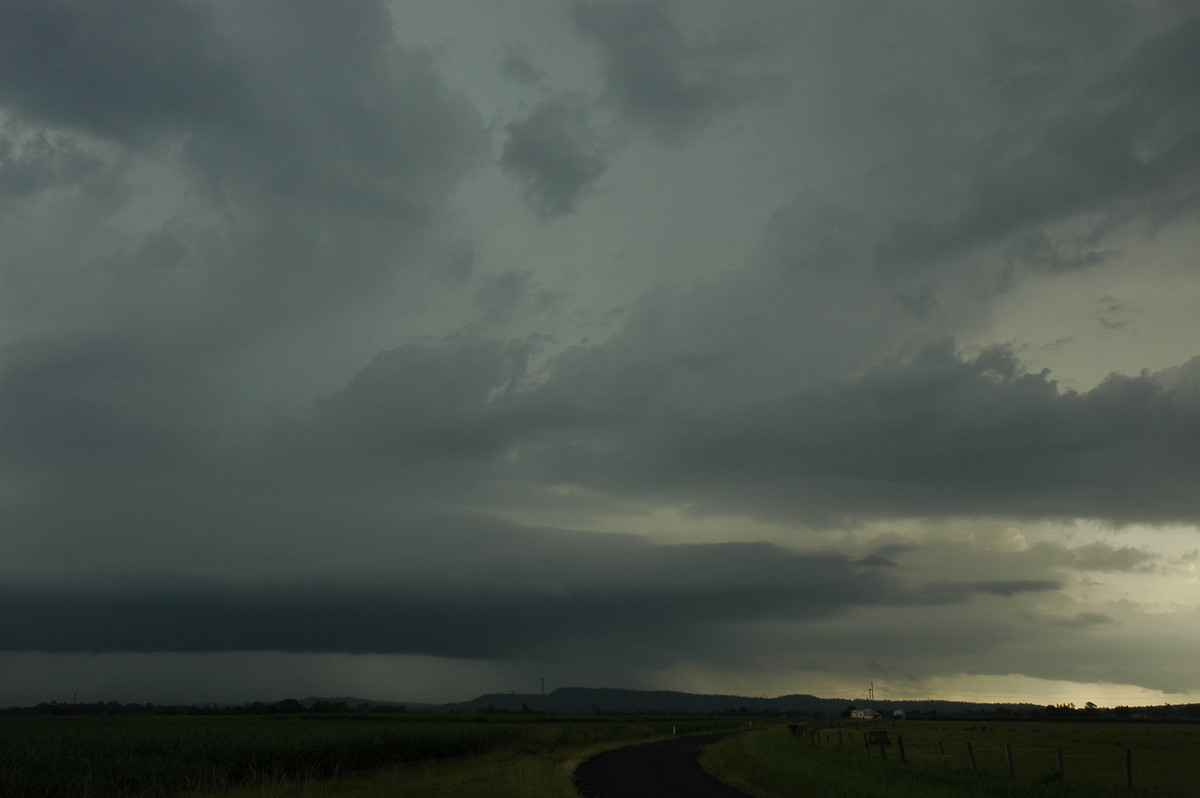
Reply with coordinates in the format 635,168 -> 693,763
700,721 -> 1200,798
0,715 -> 515,797
0,713 -> 743,797
181,735 -> 614,798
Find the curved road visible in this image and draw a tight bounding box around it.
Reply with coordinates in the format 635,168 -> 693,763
574,730 -> 752,798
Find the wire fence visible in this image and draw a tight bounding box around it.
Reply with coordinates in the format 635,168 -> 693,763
787,719 -> 1200,796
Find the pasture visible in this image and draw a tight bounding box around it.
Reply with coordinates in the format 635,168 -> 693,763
0,713 -> 740,797
701,719 -> 1200,797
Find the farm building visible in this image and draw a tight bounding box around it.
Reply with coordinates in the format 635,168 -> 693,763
850,708 -> 882,719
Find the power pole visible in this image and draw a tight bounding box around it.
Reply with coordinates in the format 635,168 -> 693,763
868,682 -> 875,702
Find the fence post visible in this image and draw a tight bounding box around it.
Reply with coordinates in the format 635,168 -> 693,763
966,741 -> 977,773
1124,749 -> 1132,790
1004,742 -> 1014,778
898,736 -> 906,764
1055,747 -> 1064,781
938,741 -> 948,768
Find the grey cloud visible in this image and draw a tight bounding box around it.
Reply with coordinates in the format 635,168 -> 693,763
439,239 -> 480,284
518,255 -> 904,424
8,529 -> 1133,690
3,335 -> 533,575
571,0 -> 775,145
921,580 -> 1062,600
1,0 -> 487,346
501,42 -> 545,86
0,127 -> 107,203
474,270 -> 564,327
692,345 -> 1200,524
973,540 -> 1163,577
0,0 -> 243,145
502,98 -> 610,218
0,2 -> 493,589
298,321 -> 1200,528
874,12 -> 1200,275
0,3 -> 492,578
515,339 -> 1200,525
0,335 -> 222,477
4,0 -> 1200,704
1063,542 -> 1159,573
998,602 -> 1200,694
310,335 -> 537,463
970,0 -> 1151,113
0,580 -> 578,658
239,321 -> 1200,533
855,555 -> 898,569
1042,612 -> 1114,628
743,596 -> 1200,694
0,542 -> 908,656
0,0 -> 486,207
476,270 -> 535,325
189,3 -> 487,219
1004,230 -> 1108,275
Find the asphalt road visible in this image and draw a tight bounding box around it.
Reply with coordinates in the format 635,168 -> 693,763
574,730 -> 753,798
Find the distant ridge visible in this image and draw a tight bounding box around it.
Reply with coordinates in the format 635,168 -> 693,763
315,686 -> 1043,716
15,688 -> 1193,717
300,696 -> 410,709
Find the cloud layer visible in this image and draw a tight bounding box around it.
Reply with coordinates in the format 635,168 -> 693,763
2,0 -> 1199,705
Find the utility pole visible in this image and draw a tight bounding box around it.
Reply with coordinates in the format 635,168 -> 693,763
868,682 -> 875,702
540,678 -> 545,697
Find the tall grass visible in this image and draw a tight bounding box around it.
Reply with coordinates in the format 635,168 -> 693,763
846,719 -> 1200,795
700,723 -> 1198,798
0,714 -> 740,798
0,715 -> 517,797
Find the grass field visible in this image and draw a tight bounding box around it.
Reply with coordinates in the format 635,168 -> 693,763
0,713 -> 741,797
10,713 -> 1195,797
701,720 -> 1200,798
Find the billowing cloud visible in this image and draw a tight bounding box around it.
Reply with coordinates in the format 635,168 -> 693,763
0,543 -> 904,656
0,0 -> 242,144
0,127 -> 110,204
476,340 -> 1200,526
10,531 -> 1192,697
3,0 -> 1200,707
0,0 -> 486,351
571,0 -> 777,144
500,42 -> 546,87
502,98 -> 610,218
874,13 -> 1200,275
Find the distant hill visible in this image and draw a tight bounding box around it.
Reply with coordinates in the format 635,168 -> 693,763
9,688 -> 1194,718
319,686 -> 1043,716
300,696 -> 411,710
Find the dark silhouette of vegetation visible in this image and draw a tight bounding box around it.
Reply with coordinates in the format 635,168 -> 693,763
0,698 -> 407,716
3,690 -> 1199,720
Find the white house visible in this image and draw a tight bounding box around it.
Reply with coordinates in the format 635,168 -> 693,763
851,708 -> 881,719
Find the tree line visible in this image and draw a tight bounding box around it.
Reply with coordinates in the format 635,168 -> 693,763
0,698 -> 409,716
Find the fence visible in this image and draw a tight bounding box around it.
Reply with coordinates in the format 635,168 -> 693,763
785,719 -> 1197,795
